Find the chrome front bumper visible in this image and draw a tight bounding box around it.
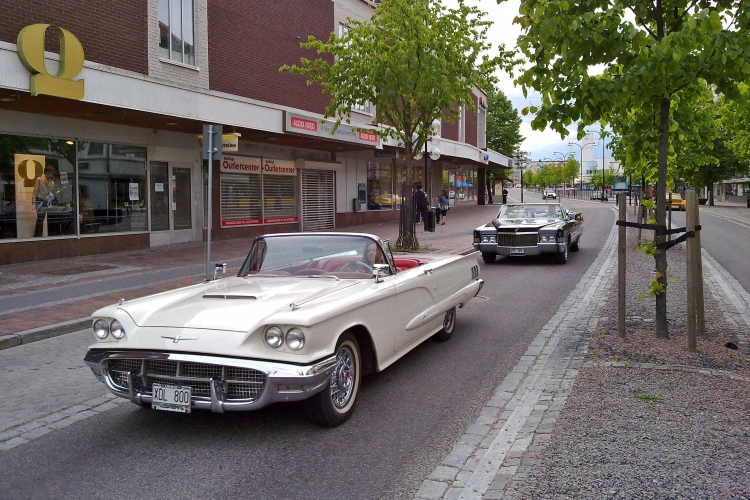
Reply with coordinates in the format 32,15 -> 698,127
473,242 -> 564,256
84,350 -> 336,413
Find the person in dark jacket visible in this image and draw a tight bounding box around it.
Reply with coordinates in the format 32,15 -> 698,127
437,189 -> 449,225
502,186 -> 509,204
414,183 -> 428,224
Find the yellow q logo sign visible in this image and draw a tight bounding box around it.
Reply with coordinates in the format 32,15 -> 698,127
17,24 -> 85,100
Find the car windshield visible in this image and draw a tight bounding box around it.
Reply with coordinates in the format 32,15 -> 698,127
238,234 -> 386,278
496,204 -> 564,220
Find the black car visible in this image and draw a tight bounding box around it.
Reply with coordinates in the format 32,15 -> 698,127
473,203 -> 584,264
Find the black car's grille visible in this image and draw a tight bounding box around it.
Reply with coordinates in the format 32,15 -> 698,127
106,358 -> 267,401
497,233 -> 538,247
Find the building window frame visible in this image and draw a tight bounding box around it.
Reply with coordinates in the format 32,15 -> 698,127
159,0 -> 196,67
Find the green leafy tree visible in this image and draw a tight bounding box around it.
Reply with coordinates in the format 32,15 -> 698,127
281,0 -> 511,248
484,85 -> 524,202
515,0 -> 750,338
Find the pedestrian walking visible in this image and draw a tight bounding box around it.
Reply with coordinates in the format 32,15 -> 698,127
438,189 -> 449,225
414,183 -> 428,225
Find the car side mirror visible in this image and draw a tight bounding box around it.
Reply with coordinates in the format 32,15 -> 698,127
373,264 -> 390,283
214,262 -> 227,280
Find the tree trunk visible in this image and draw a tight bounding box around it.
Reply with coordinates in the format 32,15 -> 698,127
655,96 -> 670,339
397,148 -> 418,249
708,183 -> 714,206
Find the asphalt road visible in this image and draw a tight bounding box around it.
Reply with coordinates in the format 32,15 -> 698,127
671,209 -> 750,294
0,200 -> 617,500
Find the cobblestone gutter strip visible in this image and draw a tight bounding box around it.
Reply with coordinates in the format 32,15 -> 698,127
702,248 -> 750,350
414,211 -> 620,500
583,361 -> 750,381
0,394 -> 126,451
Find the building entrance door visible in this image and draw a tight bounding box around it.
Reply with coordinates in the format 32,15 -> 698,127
150,162 -> 194,245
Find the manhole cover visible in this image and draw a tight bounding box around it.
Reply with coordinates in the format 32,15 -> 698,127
43,264 -> 115,276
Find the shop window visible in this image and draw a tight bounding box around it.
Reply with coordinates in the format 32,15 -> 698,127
220,171 -> 262,227
263,174 -> 297,223
219,156 -> 298,227
367,161 -> 393,210
0,134 -> 76,240
78,142 -> 147,234
159,0 -> 195,66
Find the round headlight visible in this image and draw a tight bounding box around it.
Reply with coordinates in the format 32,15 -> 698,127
265,326 -> 284,348
110,320 -> 125,339
285,328 -> 305,350
93,319 -> 109,339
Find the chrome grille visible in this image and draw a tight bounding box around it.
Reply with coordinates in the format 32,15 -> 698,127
105,358 -> 267,402
497,233 -> 538,247
146,360 -> 177,375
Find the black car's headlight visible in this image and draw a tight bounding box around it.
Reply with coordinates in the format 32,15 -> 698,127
539,234 -> 553,243
481,235 -> 496,243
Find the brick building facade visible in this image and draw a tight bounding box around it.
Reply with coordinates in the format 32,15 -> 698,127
0,0 -> 509,264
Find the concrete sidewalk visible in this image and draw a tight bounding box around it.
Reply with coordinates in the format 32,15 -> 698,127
0,202 -> 501,350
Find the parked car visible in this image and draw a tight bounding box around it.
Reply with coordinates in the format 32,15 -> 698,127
590,190 -> 609,201
84,232 -> 483,426
543,189 -> 557,199
473,203 -> 584,264
666,192 -> 686,211
514,184 -> 521,188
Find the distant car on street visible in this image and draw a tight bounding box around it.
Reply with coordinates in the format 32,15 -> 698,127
667,192 -> 686,211
543,189 -> 557,200
473,202 -> 584,265
514,184 -> 521,188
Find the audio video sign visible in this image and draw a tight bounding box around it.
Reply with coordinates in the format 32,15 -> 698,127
285,112 -> 380,147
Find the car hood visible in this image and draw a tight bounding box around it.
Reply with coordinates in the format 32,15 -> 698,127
116,276 -> 360,332
480,218 -> 565,231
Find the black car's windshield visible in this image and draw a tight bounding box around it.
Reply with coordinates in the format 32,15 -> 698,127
496,204 -> 564,220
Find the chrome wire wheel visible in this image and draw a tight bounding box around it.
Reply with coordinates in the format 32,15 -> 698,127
331,344 -> 356,409
443,308 -> 455,333
306,333 -> 360,427
433,306 -> 456,342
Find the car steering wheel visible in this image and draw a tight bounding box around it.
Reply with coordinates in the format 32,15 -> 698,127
340,261 -> 373,274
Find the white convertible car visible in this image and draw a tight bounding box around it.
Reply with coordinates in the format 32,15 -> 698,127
84,233 -> 483,426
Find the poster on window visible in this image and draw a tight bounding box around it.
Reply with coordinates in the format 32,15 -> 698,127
14,154 -> 46,239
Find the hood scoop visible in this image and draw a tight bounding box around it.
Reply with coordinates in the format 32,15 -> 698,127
202,293 -> 258,300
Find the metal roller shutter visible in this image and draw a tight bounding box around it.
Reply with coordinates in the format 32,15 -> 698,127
301,170 -> 335,231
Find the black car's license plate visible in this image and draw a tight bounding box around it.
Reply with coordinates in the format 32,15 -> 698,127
509,248 -> 525,255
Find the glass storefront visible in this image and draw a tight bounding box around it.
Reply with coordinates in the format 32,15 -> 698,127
367,161 -> 393,210
0,133 -> 147,241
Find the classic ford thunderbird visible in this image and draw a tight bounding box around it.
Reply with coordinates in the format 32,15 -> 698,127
473,203 -> 583,264
84,233 -> 483,426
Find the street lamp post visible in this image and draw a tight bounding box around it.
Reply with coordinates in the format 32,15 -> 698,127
568,141 -> 595,192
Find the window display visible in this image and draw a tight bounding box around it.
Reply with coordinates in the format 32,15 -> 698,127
367,161 -> 393,210
0,134 -> 147,241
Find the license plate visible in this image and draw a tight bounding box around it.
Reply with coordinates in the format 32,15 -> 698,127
509,248 -> 525,255
151,383 -> 192,413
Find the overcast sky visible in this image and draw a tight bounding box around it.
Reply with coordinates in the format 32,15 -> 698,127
446,0 -> 610,163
